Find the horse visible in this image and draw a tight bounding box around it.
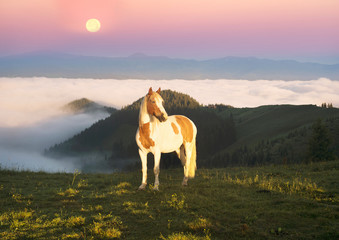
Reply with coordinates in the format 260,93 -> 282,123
135,87 -> 197,190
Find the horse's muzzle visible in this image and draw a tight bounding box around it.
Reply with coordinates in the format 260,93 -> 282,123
158,113 -> 168,122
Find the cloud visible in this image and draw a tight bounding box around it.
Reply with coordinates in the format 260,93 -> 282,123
0,77 -> 338,172
1,77 -> 338,127
0,111 -> 110,173
0,148 -> 77,173
0,112 -> 109,150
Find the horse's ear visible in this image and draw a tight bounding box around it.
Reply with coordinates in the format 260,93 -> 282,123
156,88 -> 161,94
148,87 -> 153,96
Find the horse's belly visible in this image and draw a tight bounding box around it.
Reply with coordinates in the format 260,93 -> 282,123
157,132 -> 183,153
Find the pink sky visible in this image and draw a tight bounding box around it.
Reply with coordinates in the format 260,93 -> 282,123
1,0 -> 339,62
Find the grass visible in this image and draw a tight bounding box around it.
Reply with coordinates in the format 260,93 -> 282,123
221,105 -> 339,146
0,160 -> 338,239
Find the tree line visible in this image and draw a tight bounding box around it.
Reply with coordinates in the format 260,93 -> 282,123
205,117 -> 337,168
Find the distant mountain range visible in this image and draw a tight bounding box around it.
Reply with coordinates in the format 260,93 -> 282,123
1,52 -> 338,80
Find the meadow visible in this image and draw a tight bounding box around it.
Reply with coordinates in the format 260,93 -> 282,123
0,160 -> 338,239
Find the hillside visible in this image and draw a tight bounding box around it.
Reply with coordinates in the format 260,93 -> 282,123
1,52 -> 339,80
210,105 -> 339,166
47,90 -> 236,170
219,104 -> 339,145
47,90 -> 339,171
0,160 -> 338,239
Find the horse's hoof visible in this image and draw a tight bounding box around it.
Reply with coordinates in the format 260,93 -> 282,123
138,184 -> 147,190
182,178 -> 188,186
153,185 -> 159,191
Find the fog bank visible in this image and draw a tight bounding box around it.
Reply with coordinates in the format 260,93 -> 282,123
0,77 -> 338,172
0,110 -> 110,172
1,77 -> 338,127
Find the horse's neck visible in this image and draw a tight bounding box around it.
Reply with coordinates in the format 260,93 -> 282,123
139,97 -> 158,127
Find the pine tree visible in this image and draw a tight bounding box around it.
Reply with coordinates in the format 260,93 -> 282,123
308,119 -> 334,162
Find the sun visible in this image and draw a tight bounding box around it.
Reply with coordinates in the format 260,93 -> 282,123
86,19 -> 101,33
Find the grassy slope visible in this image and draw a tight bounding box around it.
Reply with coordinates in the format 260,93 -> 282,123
219,105 -> 339,148
1,160 -> 338,239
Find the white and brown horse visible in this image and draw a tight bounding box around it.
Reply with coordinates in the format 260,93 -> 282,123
136,87 -> 197,190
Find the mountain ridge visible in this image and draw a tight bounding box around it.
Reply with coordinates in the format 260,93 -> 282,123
1,52 -> 338,80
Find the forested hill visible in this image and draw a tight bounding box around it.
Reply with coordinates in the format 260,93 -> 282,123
47,90 -> 339,171
210,104 -> 339,167
123,90 -> 201,111
47,90 -> 236,170
63,98 -> 117,114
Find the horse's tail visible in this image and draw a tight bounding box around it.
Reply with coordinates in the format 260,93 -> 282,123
188,134 -> 197,178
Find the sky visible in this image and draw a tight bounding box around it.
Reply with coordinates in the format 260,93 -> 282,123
1,0 -> 339,63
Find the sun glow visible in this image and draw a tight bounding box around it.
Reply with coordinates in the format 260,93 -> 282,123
86,19 -> 101,32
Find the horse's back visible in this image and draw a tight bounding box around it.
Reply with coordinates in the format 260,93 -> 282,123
159,115 -> 197,148
172,115 -> 197,142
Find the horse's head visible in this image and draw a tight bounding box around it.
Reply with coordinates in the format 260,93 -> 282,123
146,87 -> 168,122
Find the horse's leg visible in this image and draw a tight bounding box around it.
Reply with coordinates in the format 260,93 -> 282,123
182,143 -> 191,186
177,145 -> 188,186
178,145 -> 186,166
138,149 -> 148,190
153,150 -> 161,191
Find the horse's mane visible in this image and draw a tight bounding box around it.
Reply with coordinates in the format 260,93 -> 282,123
139,96 -> 148,125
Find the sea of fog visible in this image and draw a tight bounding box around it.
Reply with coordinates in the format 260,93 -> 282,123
0,77 -> 338,172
